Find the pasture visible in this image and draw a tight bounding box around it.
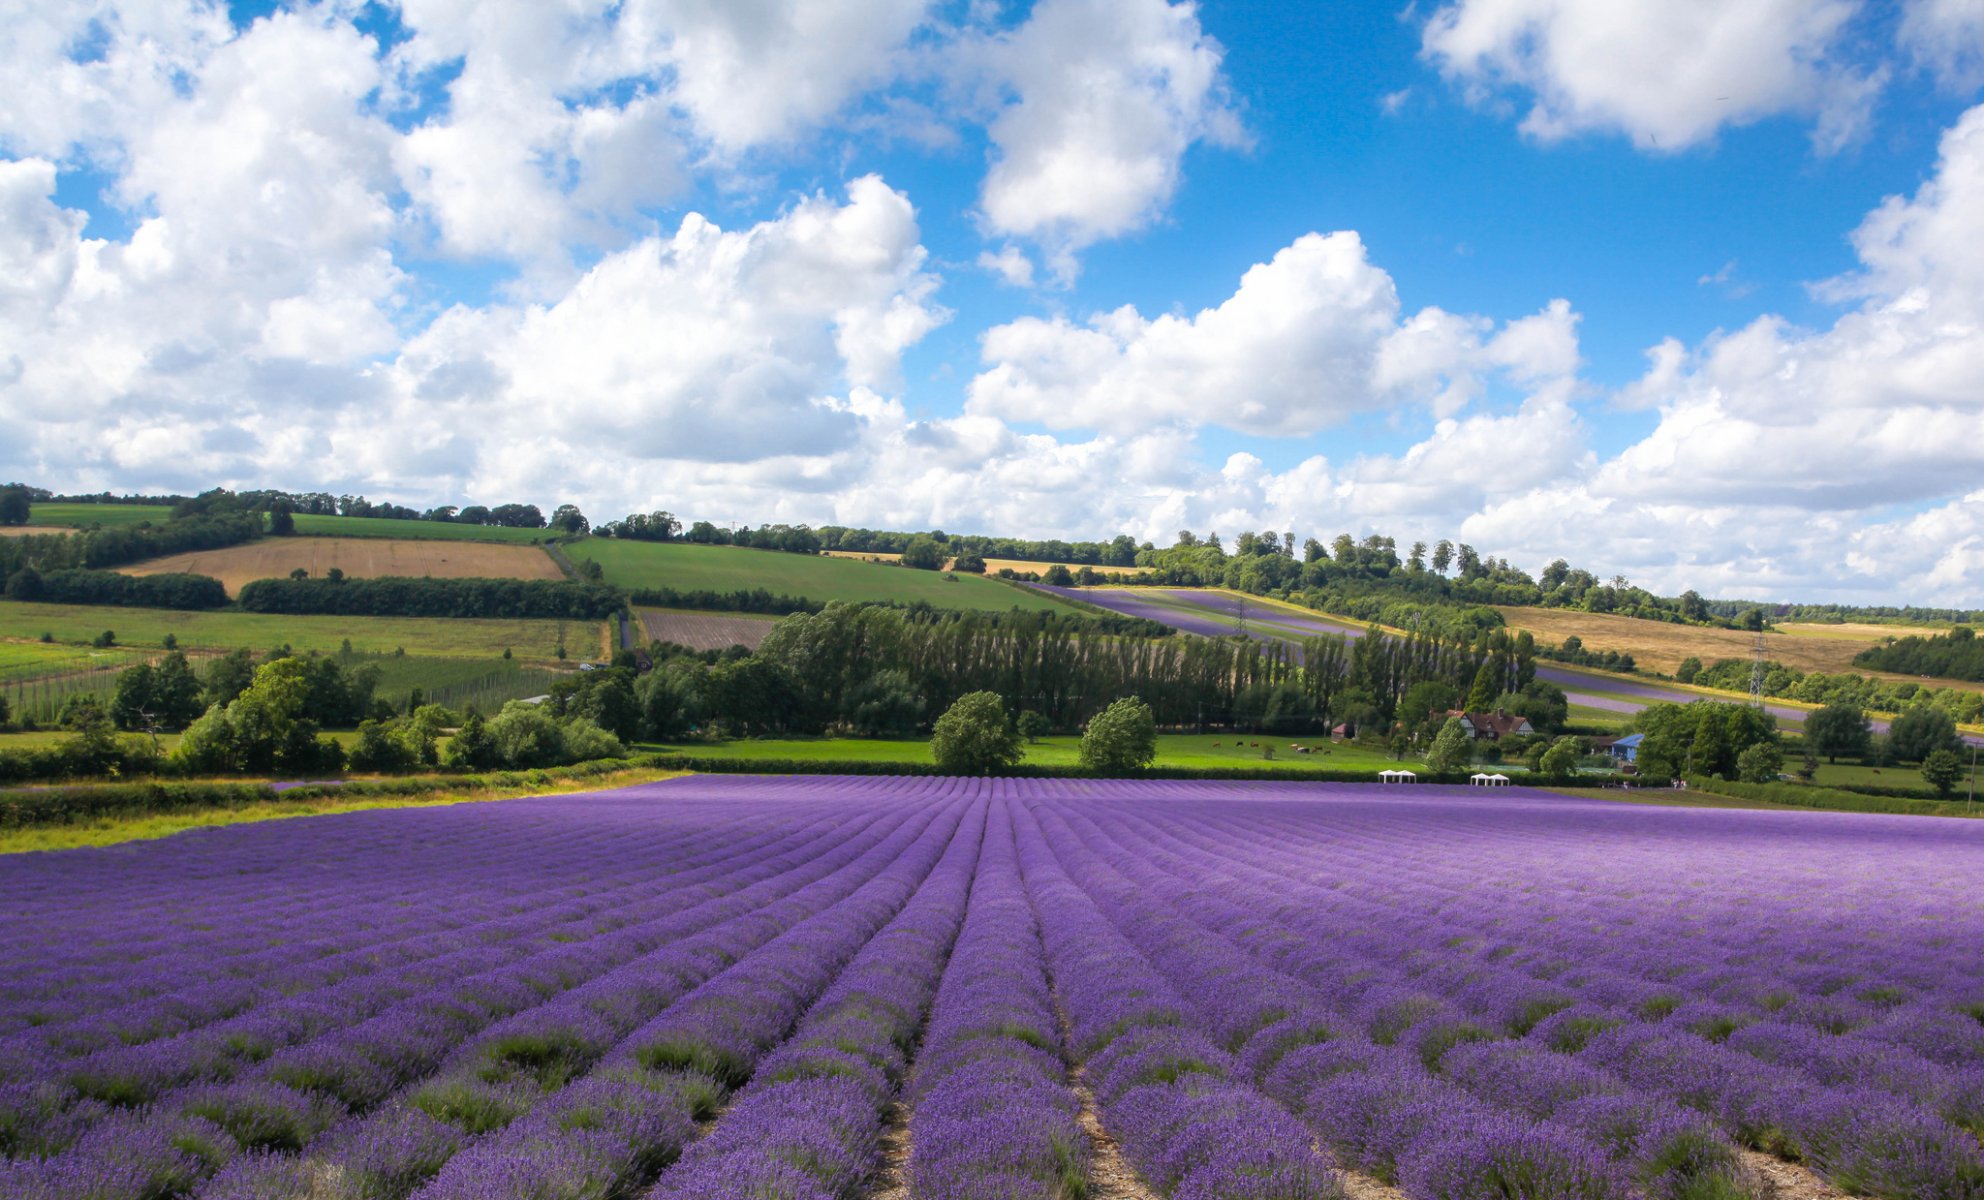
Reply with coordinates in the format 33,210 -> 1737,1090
636,608 -> 777,652
24,503 -> 177,528
122,537 -> 563,595
0,778 -> 1975,1199
290,514 -> 559,543
567,539 -> 1077,613
0,601 -> 591,660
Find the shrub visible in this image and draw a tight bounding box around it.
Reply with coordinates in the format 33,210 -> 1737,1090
930,691 -> 1023,774
1079,697 -> 1158,773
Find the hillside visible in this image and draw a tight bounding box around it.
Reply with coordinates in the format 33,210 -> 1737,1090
566,540 -> 1078,613
289,513 -> 558,543
24,503 -> 177,528
120,537 -> 562,595
1492,605 -> 1977,689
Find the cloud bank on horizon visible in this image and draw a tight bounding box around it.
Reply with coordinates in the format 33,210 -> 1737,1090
1,0 -> 1982,604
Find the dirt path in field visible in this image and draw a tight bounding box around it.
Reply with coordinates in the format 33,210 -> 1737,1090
1065,1056 -> 1163,1200
1742,1150 -> 1851,1200
1046,997 -> 1164,1200
866,1098 -> 912,1200
1334,1163 -> 1412,1200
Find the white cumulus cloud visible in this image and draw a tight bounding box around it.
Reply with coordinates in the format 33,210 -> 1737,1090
1421,0 -> 1879,152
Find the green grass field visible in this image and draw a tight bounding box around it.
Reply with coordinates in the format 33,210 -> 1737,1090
0,602 -> 593,660
291,514 -> 558,543
25,503 -> 177,528
641,733 -> 1422,772
566,540 -> 1078,613
0,641 -> 149,683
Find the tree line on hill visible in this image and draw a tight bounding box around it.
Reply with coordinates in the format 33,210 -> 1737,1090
611,602 -> 1548,745
1852,625 -> 1984,683
1676,652 -> 1984,727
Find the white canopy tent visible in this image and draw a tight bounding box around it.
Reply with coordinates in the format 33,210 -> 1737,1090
1379,769 -> 1417,784
1470,773 -> 1512,787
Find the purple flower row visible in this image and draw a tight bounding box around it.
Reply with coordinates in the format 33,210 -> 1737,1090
647,795 -> 988,1199
904,795 -> 1091,1200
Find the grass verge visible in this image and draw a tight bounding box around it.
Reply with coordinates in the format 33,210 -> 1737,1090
0,764 -> 688,854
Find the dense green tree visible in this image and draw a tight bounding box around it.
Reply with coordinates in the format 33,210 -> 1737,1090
110,652 -> 204,733
1634,701 -> 1777,780
0,487 -> 30,526
1424,717 -> 1472,772
1015,710 -> 1051,743
951,552 -> 987,574
550,504 -> 590,536
1498,680 -> 1569,736
1737,741 -> 1785,783
1079,697 -> 1157,773
1538,736 -> 1581,776
349,719 -> 419,773
443,711 -> 499,770
900,535 -> 946,570
173,657 -> 344,776
1804,702 -> 1872,763
931,691 -> 1022,774
848,670 -> 923,737
1675,656 -> 1703,684
1463,661 -> 1500,712
5,565 -> 43,601
1889,706 -> 1961,763
548,668 -> 640,742
635,668 -> 695,740
1922,749 -> 1966,798
1397,680 -> 1458,733
268,500 -> 295,536
205,649 -> 257,707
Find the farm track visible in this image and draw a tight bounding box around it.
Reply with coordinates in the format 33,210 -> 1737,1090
2,778 -> 1980,1199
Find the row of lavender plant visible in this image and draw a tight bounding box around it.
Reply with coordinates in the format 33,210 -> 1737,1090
1054,786 -> 1984,1198
391,786 -> 974,1200
1029,795 -> 1749,1200
646,793 -> 987,1199
3,787 -> 938,1198
0,798 -> 769,1030
0,801 -> 816,1070
0,797 -> 887,1163
1007,785 -> 1344,1200
901,793 -> 1093,1200
188,777 -> 982,1199
1121,792 -> 1984,1193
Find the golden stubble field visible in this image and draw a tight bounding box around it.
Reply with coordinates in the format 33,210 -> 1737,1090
123,537 -> 565,595
1495,606 -> 1969,687
822,551 -> 1141,576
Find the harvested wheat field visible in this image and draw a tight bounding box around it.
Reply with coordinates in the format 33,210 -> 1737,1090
122,536 -> 564,595
1495,606 -> 1963,681
637,607 -> 778,651
823,550 -> 1141,576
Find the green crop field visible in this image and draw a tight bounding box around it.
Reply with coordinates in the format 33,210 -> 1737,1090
566,540 -> 1077,613
0,602 -> 594,660
642,733 -> 1421,772
0,641 -> 149,683
25,503 -> 177,528
291,514 -> 558,544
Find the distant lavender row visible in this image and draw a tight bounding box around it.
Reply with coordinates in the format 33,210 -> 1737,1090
4,776 -> 1982,1200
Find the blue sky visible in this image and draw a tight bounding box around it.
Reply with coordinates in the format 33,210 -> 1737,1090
3,0 -> 1983,602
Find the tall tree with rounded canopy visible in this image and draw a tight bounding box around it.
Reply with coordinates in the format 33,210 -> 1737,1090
1079,697 -> 1157,773
931,691 -> 1022,774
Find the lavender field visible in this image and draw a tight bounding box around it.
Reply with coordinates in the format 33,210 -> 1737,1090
3,779 -> 1982,1200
